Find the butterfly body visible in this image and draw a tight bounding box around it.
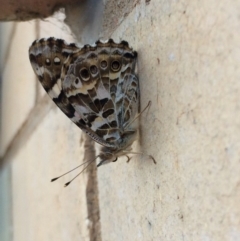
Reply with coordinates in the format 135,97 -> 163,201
29,38 -> 139,165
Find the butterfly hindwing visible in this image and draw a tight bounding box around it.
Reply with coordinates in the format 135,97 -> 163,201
60,40 -> 138,145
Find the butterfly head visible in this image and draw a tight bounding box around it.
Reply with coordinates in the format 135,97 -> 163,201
97,139 -> 134,166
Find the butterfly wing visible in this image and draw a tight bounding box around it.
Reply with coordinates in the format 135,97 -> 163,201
29,38 -> 81,117
61,39 -> 139,148
29,38 -> 138,149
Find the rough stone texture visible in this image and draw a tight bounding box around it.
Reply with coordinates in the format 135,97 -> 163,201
1,0 -> 240,241
0,0 -> 80,21
96,0 -> 240,240
100,0 -> 139,37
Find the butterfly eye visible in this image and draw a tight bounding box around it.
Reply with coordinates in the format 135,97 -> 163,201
111,61 -> 121,71
45,58 -> 51,66
80,68 -> 90,81
90,65 -> 98,75
54,57 -> 61,65
100,60 -> 107,69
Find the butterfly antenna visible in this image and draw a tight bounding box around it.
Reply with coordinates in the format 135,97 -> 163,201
51,157 -> 98,183
64,156 -> 99,187
124,101 -> 152,130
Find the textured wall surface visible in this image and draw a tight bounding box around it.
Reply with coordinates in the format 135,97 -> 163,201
1,0 -> 240,240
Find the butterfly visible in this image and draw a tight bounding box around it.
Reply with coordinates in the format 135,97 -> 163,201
29,37 -> 154,175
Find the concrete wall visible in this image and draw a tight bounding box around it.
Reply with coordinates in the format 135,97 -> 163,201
1,0 -> 240,240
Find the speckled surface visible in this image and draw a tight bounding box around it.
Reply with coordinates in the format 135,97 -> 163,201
97,0 -> 240,240
1,0 -> 240,240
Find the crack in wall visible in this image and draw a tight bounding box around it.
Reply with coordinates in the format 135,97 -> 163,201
82,133 -> 102,241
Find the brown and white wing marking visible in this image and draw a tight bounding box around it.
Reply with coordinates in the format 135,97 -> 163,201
61,39 -> 139,147
29,38 -> 80,118
29,38 -> 113,148
29,38 -> 138,150
95,40 -> 139,130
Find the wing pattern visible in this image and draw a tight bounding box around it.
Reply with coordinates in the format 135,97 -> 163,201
29,38 -> 139,158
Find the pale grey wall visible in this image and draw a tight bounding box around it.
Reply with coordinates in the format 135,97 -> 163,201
1,0 -> 240,240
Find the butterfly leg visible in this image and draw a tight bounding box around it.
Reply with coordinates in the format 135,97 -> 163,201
122,151 -> 156,164
112,157 -> 118,162
125,155 -> 132,163
124,101 -> 152,130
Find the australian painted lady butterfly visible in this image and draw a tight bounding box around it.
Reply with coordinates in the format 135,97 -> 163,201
29,38 -> 154,173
